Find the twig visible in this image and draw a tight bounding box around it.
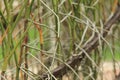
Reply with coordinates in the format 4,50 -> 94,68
39,4 -> 120,80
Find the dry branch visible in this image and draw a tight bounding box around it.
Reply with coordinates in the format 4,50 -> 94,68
39,4 -> 120,80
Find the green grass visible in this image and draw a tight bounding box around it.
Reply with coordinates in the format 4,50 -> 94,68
103,40 -> 120,61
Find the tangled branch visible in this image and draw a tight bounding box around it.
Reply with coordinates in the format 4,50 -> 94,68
39,4 -> 120,80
